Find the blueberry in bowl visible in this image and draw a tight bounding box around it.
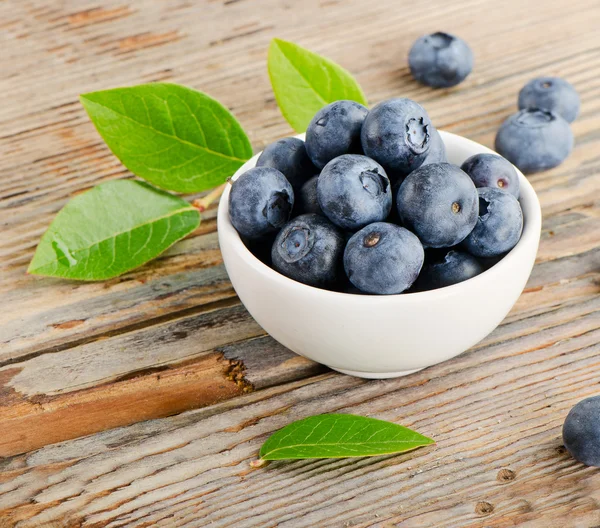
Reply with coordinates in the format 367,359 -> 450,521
462,187 -> 523,258
317,154 -> 392,231
421,126 -> 448,166
218,129 -> 541,379
305,100 -> 368,169
256,137 -> 316,191
228,166 -> 294,239
271,214 -> 345,288
344,222 -> 424,295
396,163 -> 478,248
414,249 -> 483,292
295,175 -> 323,216
361,98 -> 433,179
461,153 -> 520,198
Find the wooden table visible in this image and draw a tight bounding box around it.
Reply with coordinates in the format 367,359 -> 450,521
1,0 -> 599,526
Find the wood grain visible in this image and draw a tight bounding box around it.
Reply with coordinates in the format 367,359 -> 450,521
1,0 -> 600,526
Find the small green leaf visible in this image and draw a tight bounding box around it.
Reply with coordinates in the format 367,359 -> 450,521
268,38 -> 368,132
259,414 -> 434,461
28,180 -> 200,280
80,83 -> 252,193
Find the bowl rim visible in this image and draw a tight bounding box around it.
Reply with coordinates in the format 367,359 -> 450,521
217,130 -> 542,303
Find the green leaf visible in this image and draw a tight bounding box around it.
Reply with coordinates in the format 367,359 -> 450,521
259,414 -> 434,461
80,83 -> 252,193
28,180 -> 200,280
268,38 -> 368,133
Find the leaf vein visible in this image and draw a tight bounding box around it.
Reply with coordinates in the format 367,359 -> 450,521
84,99 -> 247,163
30,206 -> 196,272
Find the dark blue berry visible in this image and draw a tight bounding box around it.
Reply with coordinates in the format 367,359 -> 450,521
518,77 -> 580,123
344,222 -> 424,294
415,250 -> 483,291
361,98 -> 433,178
256,137 -> 316,190
495,109 -> 573,174
296,175 -> 323,215
317,154 -> 392,231
421,127 -> 448,166
462,187 -> 523,258
306,100 -> 369,170
271,214 -> 345,288
461,153 -> 520,198
229,167 -> 294,239
408,32 -> 473,88
243,234 -> 276,266
563,395 -> 600,467
397,163 -> 478,248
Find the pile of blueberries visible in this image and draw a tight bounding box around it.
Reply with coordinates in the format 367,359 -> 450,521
228,31 -> 582,296
229,97 -> 524,295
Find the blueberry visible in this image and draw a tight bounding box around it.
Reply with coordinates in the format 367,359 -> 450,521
408,32 -> 473,88
344,222 -> 424,294
415,250 -> 483,291
495,109 -> 574,174
462,187 -> 523,258
387,178 -> 404,225
271,214 -> 345,288
421,127 -> 448,166
317,154 -> 392,231
563,395 -> 600,467
518,77 -> 580,123
243,234 -> 276,266
229,167 -> 294,239
256,137 -> 316,190
461,153 -> 520,198
397,163 -> 478,248
306,100 -> 369,170
296,175 -> 323,215
361,98 -> 433,178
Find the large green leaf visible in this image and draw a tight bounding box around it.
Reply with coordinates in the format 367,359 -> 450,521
28,180 -> 200,280
259,414 -> 434,460
268,38 -> 368,133
80,83 -> 252,193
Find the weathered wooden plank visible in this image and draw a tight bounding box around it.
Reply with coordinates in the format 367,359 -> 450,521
0,309 -> 599,527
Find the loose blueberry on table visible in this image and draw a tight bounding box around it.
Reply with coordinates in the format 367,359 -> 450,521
495,108 -> 574,174
563,395 -> 600,467
228,97 -> 527,295
408,32 -> 474,88
518,76 -> 580,123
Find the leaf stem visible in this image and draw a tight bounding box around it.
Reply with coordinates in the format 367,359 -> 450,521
192,183 -> 227,213
250,458 -> 269,468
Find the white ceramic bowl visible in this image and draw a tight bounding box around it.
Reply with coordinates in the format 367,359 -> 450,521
217,131 -> 541,378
